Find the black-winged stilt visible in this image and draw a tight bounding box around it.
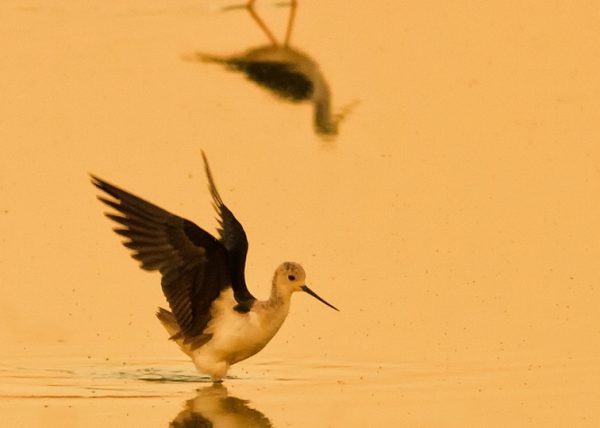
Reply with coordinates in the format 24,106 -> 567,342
90,153 -> 337,381
192,1 -> 351,137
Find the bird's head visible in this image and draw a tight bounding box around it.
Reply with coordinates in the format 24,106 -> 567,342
274,262 -> 338,311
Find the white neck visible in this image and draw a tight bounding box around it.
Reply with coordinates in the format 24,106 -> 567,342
264,280 -> 292,308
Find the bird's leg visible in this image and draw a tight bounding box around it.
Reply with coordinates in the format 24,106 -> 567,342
283,0 -> 297,46
246,3 -> 279,46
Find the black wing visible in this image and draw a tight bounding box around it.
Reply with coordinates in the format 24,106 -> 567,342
225,60 -> 314,102
202,152 -> 255,304
91,175 -> 231,338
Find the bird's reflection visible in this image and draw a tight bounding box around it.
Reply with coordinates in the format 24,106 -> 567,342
169,384 -> 273,428
192,2 -> 351,138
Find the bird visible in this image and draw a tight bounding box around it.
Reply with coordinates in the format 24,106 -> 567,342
198,46 -> 338,136
190,2 -> 353,138
90,152 -> 338,381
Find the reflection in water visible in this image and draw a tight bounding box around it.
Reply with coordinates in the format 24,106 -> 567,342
170,384 -> 273,428
193,2 -> 352,138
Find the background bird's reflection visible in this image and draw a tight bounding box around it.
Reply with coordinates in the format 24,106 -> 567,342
190,2 -> 353,139
169,384 -> 273,428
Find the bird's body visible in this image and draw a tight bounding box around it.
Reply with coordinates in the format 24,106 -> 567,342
157,270 -> 295,380
197,45 -> 338,136
91,153 -> 337,381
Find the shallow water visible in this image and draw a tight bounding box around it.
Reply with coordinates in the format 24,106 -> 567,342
2,0 -> 600,426
1,353 -> 599,426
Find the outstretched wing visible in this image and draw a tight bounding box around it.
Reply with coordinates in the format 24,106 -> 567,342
91,175 -> 230,338
201,152 -> 255,304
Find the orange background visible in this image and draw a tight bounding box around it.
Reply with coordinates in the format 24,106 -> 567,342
1,0 -> 599,426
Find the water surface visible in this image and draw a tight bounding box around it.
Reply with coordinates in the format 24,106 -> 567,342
2,0 -> 600,426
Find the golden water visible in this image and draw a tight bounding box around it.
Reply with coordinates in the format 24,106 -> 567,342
1,0 -> 600,426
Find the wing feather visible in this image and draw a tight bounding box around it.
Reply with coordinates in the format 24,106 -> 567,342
201,153 -> 255,304
91,175 -> 230,338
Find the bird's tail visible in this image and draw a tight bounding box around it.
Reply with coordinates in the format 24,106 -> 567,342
156,307 -> 192,356
180,52 -> 229,65
156,308 -> 213,355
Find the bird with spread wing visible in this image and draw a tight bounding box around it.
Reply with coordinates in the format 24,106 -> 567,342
91,152 -> 337,381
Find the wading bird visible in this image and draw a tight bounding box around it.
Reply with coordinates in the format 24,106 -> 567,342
191,1 -> 357,138
91,153 -> 338,381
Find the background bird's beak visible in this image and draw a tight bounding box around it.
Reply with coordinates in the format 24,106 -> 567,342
301,285 -> 339,311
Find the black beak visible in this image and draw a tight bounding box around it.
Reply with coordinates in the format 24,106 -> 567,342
301,285 -> 339,311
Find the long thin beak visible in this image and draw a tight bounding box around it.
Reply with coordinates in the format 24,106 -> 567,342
301,285 -> 339,311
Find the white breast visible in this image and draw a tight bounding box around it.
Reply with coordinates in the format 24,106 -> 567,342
198,288 -> 290,365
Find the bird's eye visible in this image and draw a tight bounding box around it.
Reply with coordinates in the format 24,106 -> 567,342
288,275 -> 296,281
